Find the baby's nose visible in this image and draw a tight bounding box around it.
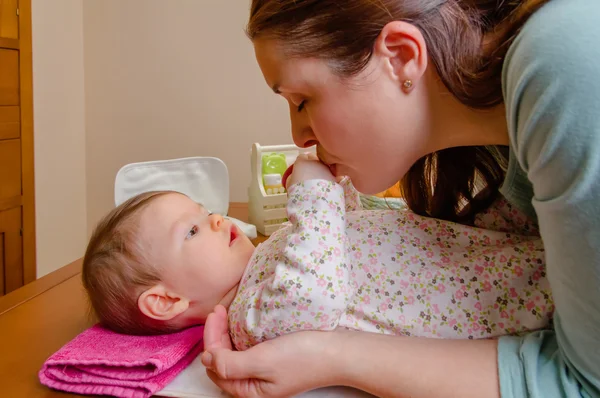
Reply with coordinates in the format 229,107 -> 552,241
209,214 -> 224,230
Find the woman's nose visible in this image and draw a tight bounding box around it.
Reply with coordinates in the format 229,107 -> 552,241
290,108 -> 317,148
209,214 -> 224,231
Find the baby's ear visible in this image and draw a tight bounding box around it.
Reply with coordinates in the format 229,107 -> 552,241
138,284 -> 189,321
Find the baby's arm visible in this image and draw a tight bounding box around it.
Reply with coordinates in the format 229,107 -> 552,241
229,179 -> 351,350
338,176 -> 362,212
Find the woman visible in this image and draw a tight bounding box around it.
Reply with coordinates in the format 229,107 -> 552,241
201,0 -> 600,397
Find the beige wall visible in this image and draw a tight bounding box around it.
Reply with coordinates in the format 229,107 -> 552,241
32,0 -> 87,277
31,1 -> 291,275
83,0 -> 290,234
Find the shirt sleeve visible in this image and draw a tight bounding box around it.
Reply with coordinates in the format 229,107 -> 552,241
499,0 -> 600,396
229,179 -> 352,350
338,176 -> 363,212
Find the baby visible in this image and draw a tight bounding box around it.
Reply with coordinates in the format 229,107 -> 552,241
83,155 -> 553,350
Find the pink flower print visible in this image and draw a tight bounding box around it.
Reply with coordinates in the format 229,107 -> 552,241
432,304 -> 440,314
449,319 -> 457,328
501,311 -> 509,319
423,325 -> 431,333
298,304 -> 309,311
363,265 -> 371,273
334,247 -> 341,257
532,270 -> 541,281
514,266 -> 524,277
354,251 -> 362,260
500,255 -> 507,262
321,314 -> 330,324
411,256 -> 419,264
380,267 -> 388,276
455,290 -> 464,300
369,257 -> 378,265
317,278 -> 326,287
510,288 -> 518,298
304,322 -> 314,329
363,296 -> 371,305
497,272 -> 503,279
336,268 -> 344,277
475,265 -> 484,275
498,322 -> 505,329
475,302 -> 482,311
406,296 -> 415,305
400,280 -> 409,289
438,284 -> 446,293
319,306 -> 325,311
441,256 -> 450,264
426,271 -> 433,279
380,303 -> 388,312
483,281 -> 493,292
426,251 -> 434,258
398,315 -> 406,323
526,300 -> 535,311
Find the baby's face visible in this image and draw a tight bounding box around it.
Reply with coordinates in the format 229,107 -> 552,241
139,193 -> 255,318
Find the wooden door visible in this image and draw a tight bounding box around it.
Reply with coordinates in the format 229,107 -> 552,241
0,0 -> 35,296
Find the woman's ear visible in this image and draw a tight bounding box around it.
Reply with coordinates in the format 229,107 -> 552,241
138,284 -> 190,321
373,20 -> 428,90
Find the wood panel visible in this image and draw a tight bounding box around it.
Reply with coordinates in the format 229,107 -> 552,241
18,0 -> 35,283
0,0 -> 18,39
0,105 -> 19,139
0,138 -> 21,200
0,233 -> 4,295
0,206 -> 22,294
0,48 -> 19,105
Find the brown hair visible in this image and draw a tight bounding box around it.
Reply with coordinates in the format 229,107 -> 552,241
82,191 -> 179,335
247,0 -> 548,222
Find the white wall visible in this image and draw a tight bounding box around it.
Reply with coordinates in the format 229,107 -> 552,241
83,0 -> 291,234
30,1 -> 292,275
31,0 -> 87,277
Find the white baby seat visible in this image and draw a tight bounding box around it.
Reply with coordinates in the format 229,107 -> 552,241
114,156 -> 257,239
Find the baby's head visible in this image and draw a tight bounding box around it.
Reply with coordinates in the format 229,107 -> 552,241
82,191 -> 255,335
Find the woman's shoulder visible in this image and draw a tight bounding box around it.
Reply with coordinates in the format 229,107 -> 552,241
503,0 -> 600,102
502,0 -> 600,169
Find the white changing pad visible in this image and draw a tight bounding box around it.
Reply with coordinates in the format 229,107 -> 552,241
114,156 -> 257,239
157,354 -> 376,398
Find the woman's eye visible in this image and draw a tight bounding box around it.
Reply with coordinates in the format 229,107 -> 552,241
186,225 -> 199,240
297,100 -> 306,112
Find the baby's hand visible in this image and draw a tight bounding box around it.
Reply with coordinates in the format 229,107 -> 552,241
286,153 -> 335,188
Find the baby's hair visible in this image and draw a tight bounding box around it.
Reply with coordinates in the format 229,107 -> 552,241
82,190 -> 181,335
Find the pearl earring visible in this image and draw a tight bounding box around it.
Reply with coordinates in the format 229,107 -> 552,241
403,79 -> 413,90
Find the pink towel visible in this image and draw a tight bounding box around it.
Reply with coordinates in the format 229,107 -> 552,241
39,324 -> 204,398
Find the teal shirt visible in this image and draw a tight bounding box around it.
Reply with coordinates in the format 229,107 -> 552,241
499,0 -> 600,396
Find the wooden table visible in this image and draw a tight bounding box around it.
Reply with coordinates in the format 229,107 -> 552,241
0,203 -> 265,397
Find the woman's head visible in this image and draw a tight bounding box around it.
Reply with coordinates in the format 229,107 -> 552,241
248,0 -> 547,220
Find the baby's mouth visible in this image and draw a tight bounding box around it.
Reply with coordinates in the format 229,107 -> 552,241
229,226 -> 238,246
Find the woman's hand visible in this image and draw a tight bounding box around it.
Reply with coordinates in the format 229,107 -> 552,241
201,305 -> 339,398
203,305 -> 501,398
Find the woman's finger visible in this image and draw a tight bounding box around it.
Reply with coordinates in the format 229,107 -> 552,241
205,347 -> 265,381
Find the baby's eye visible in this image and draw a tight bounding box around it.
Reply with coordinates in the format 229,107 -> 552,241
186,225 -> 199,240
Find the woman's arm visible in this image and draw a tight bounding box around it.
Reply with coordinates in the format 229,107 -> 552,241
203,306 -> 500,398
499,1 -> 600,396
